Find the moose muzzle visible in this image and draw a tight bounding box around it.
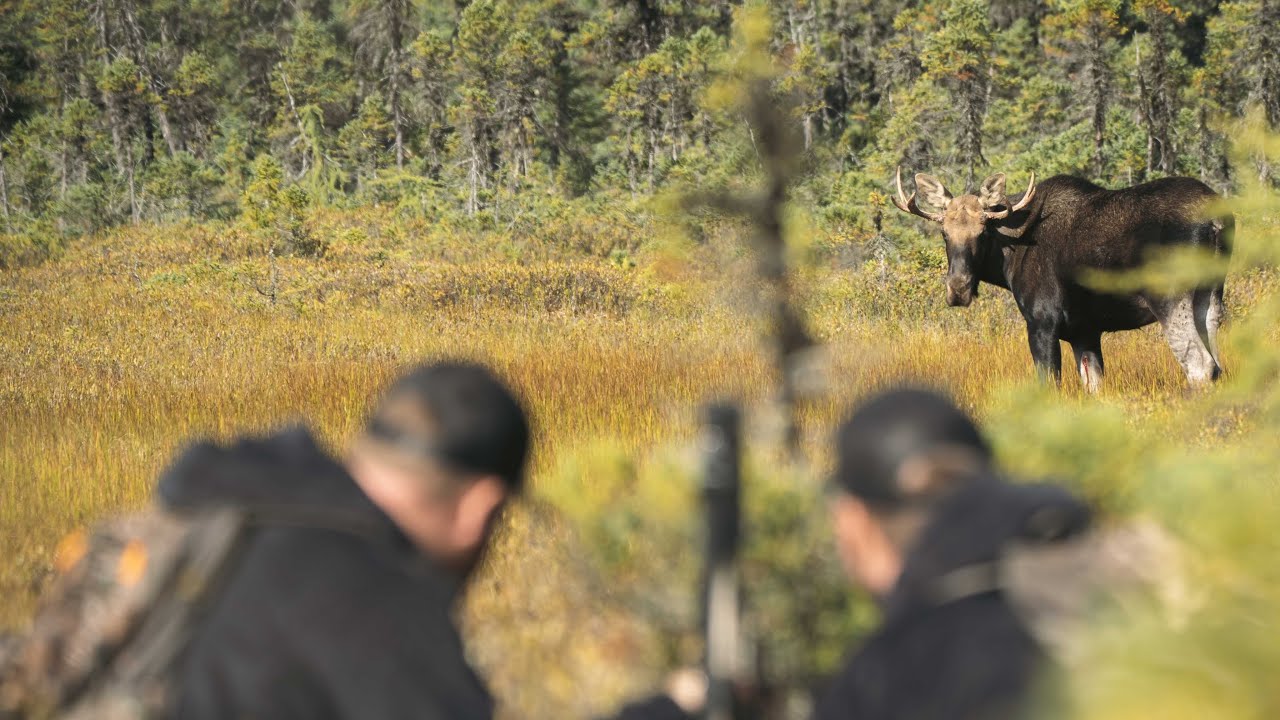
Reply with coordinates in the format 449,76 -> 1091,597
946,275 -> 976,307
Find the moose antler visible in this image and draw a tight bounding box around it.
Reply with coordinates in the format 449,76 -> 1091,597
891,166 -> 946,223
982,172 -> 1037,220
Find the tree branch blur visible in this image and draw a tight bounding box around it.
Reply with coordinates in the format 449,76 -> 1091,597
685,75 -> 815,461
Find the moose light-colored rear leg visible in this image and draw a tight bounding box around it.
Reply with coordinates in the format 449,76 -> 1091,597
1070,335 -> 1104,393
1192,285 -> 1226,374
1209,286 -> 1225,367
1153,294 -> 1220,387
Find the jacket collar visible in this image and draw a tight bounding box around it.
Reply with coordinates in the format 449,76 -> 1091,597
156,425 -> 465,600
883,477 -> 1091,623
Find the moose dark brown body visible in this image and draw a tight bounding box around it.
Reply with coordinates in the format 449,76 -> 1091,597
893,170 -> 1232,390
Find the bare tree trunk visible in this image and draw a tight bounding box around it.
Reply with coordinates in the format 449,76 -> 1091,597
279,68 -> 315,179
872,205 -> 887,286
1147,25 -> 1177,175
669,105 -> 678,162
392,69 -> 405,170
625,128 -> 637,195
116,0 -> 181,156
647,128 -> 656,189
152,100 -> 181,156
101,84 -> 141,223
549,25 -> 572,172
254,238 -> 280,305
267,239 -> 278,305
1092,102 -> 1105,179
94,0 -> 108,50
389,10 -> 406,170
154,20 -> 184,155
1087,29 -> 1107,179
126,143 -> 139,223
957,67 -> 990,191
101,86 -> 129,181
0,143 -> 12,233
1136,44 -> 1153,181
54,125 -> 67,235
468,150 -> 479,216
1196,106 -> 1216,186
59,141 -> 69,203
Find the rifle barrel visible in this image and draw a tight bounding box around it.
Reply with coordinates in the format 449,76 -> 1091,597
702,403 -> 741,720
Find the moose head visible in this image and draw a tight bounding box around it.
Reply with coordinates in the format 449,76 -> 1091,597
891,167 -> 1037,307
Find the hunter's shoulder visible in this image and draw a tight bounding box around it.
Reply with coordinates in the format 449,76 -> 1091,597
234,522 -> 440,608
891,593 -> 1043,667
831,596 -> 1043,705
156,425 -> 334,508
188,524 -> 458,691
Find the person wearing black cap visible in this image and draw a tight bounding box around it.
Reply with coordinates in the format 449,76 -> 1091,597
612,388 -> 1092,720
165,361 -> 530,719
817,387 -> 1090,720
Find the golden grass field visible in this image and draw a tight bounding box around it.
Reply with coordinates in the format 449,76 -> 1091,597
3,197 -> 1280,716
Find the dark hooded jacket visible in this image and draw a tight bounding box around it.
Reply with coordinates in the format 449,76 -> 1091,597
158,427 -> 494,720
611,478 -> 1089,720
812,477 -> 1089,720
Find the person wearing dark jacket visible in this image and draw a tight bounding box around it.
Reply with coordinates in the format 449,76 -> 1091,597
618,388 -> 1090,720
815,388 -> 1088,720
165,361 -> 530,719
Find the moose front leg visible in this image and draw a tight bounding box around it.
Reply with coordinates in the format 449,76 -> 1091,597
1069,334 -> 1105,393
1026,321 -> 1063,383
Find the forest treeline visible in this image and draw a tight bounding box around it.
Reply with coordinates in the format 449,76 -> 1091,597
0,0 -> 1277,260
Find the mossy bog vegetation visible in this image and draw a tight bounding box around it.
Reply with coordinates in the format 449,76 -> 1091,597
4,154 -> 1280,715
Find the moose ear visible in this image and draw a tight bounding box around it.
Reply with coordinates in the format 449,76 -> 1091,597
979,173 -> 1008,209
914,173 -> 952,210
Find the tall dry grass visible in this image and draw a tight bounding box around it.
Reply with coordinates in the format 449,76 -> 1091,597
1,207 -> 1272,715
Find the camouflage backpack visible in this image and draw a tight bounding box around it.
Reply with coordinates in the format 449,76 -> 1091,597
0,506 -> 253,720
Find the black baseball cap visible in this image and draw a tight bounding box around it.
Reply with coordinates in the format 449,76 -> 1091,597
833,387 -> 990,507
368,361 -> 530,492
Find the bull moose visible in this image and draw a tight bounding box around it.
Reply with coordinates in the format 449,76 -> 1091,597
891,168 -> 1232,390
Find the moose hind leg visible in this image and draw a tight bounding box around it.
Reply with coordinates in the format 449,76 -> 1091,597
1155,294 -> 1219,386
1192,285 -> 1226,374
1070,335 -> 1105,393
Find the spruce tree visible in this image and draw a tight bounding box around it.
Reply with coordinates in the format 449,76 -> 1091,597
349,0 -> 421,170
1043,0 -> 1123,178
921,0 -> 994,189
1133,0 -> 1189,177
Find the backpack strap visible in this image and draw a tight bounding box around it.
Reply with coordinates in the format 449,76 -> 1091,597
111,509 -> 250,699
55,508 -> 253,717
75,505 -> 391,715
6,502 -> 413,720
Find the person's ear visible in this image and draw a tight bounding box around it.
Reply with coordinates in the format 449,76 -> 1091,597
449,475 -> 508,552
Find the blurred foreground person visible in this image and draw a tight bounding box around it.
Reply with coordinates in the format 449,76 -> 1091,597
1,361 -> 528,719
616,388 -> 1094,720
816,388 -> 1089,719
